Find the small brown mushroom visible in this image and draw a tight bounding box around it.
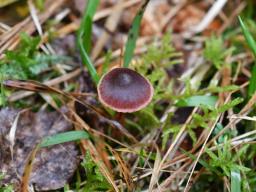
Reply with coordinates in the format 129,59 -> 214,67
97,67 -> 154,113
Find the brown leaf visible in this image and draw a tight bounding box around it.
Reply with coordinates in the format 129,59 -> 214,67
0,107 -> 79,191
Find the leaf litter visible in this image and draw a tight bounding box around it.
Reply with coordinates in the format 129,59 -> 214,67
0,107 -> 79,191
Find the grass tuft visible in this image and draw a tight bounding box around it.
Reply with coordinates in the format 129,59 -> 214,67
238,16 -> 256,57
77,0 -> 100,84
238,16 -> 256,98
123,0 -> 150,68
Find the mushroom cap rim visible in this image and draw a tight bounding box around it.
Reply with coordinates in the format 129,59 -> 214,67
97,67 -> 154,113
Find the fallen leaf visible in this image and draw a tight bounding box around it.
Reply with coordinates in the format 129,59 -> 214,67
0,107 -> 79,191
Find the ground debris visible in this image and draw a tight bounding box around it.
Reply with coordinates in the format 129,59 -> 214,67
0,107 -> 79,191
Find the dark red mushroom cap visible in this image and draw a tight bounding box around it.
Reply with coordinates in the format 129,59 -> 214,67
97,67 -> 154,113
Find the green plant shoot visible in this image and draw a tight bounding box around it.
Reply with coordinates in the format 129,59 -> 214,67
123,0 -> 150,68
77,0 -> 100,84
238,16 -> 256,97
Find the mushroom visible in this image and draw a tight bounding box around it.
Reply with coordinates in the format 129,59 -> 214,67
97,67 -> 154,113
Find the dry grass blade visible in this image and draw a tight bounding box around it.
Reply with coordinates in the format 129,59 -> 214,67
190,0 -> 228,34
4,79 -> 104,116
71,107 -> 134,192
28,0 -> 43,36
95,137 -> 112,171
8,69 -> 81,102
160,0 -> 187,30
7,109 -> 29,160
91,0 -> 124,61
218,2 -> 246,34
209,90 -> 256,146
154,161 -> 191,192
4,79 -> 139,143
55,0 -> 142,38
149,146 -> 161,191
110,148 -> 134,191
183,113 -> 221,192
20,144 -> 40,192
80,140 -> 119,192
0,0 -> 65,55
156,108 -> 198,178
184,62 -> 232,191
3,79 -> 68,96
71,108 -> 132,149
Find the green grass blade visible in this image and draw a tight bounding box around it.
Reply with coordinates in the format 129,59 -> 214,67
238,16 -> 256,57
77,0 -> 100,84
77,40 -> 99,84
40,130 -> 89,148
238,16 -> 256,97
175,95 -> 218,108
79,0 -> 100,53
231,169 -> 241,192
248,64 -> 256,97
123,0 -> 150,68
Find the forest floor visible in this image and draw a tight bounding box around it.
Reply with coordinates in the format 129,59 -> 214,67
0,0 -> 256,191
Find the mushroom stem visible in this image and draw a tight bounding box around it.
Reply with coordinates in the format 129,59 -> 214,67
115,112 -> 125,125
